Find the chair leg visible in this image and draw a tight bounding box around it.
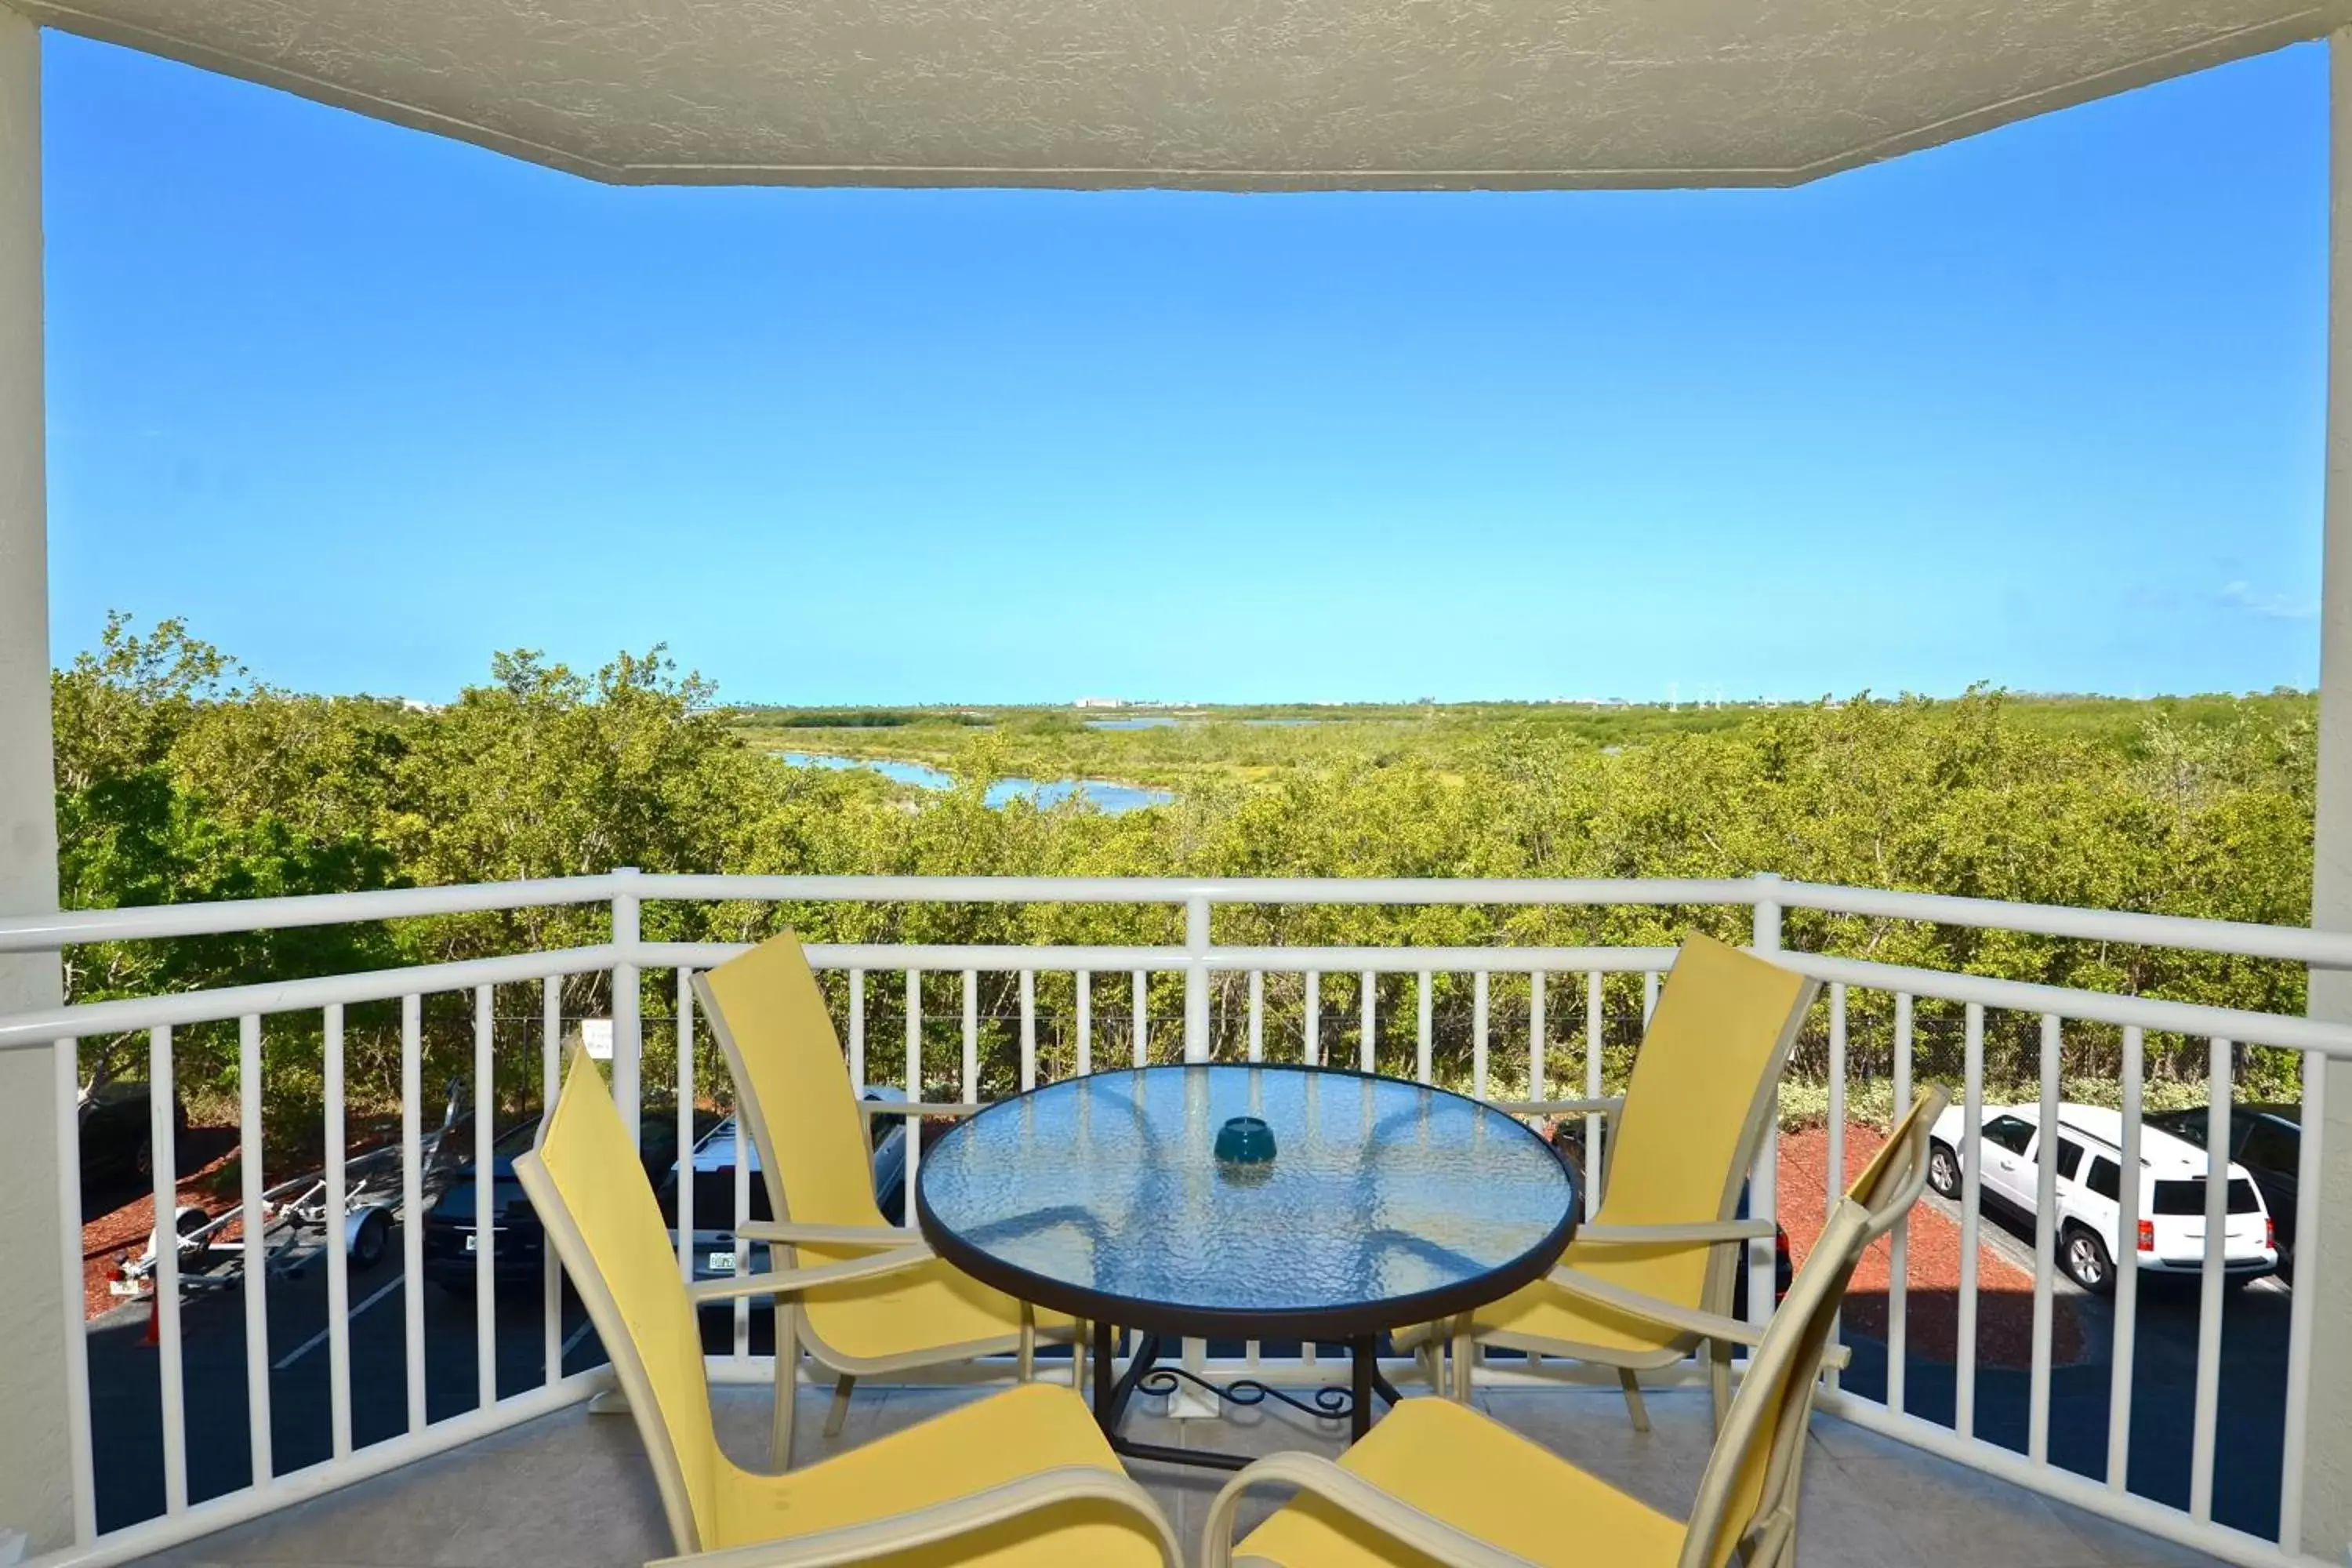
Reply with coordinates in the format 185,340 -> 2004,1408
822,1374 -> 856,1439
1617,1367 -> 1652,1433
768,1305 -> 799,1470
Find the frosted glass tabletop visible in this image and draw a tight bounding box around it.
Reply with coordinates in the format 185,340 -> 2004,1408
916,1064 -> 1579,1339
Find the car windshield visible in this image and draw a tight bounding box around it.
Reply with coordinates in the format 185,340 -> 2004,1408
2151,1178 -> 2261,1215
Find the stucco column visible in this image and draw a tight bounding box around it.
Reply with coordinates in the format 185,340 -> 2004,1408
2303,27 -> 2352,1562
0,5 -> 73,1554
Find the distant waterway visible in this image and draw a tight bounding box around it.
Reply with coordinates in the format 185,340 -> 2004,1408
775,753 -> 1174,814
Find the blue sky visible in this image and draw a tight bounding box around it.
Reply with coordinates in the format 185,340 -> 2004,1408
40,33 -> 2328,706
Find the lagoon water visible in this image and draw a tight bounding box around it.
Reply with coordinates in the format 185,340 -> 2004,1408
776,753 -> 1173,814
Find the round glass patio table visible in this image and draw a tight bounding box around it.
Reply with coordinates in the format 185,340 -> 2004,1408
916,1062 -> 1579,1467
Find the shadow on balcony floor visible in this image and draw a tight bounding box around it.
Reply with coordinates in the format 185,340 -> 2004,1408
124,1383 -> 2226,1568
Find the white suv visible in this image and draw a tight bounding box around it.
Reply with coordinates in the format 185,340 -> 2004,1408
1926,1102 -> 2276,1294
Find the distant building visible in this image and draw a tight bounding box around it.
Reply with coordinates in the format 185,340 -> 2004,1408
1073,697 -> 1125,710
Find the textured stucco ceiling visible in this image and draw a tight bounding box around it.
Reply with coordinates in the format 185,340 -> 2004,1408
13,0 -> 2347,189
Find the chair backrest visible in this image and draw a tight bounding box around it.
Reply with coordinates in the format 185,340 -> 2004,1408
1677,1087 -> 1949,1568
1582,934 -> 1818,1312
693,931 -> 885,1232
514,1049 -> 720,1556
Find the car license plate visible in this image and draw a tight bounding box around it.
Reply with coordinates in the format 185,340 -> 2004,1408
708,1250 -> 735,1273
463,1232 -> 478,1253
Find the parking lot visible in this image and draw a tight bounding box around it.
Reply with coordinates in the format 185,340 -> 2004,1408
85,1189 -> 2298,1541
84,1232 -> 721,1532
1837,1186 -> 2296,1540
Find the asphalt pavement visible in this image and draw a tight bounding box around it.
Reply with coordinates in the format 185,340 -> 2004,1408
85,1201 -> 2297,1542
1838,1188 -> 2296,1541
84,1226 -> 784,1534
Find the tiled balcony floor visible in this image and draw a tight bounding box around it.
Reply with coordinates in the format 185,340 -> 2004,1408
126,1382 -> 2226,1568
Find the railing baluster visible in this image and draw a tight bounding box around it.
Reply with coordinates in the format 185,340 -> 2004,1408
401,997 -> 424,1435
543,978 -> 563,1386
678,971 -> 697,1281
1642,968 -> 1659,1024
904,971 -> 922,1226
1247,971 -> 1262,1063
1888,993 -> 1911,1418
2278,1043 -> 2326,1553
612,867 -> 642,1155
474,985 -> 496,1410
1019,970 -> 1036,1090
1956,1003 -> 1984,1439
732,1064 -> 752,1361
848,967 -> 865,1089
1185,895 -> 1210,1063
962,970 -> 979,1103
238,1014 -> 273,1485
151,1024 -> 187,1512
1131,969 -> 1148,1067
2190,1036 -> 2230,1523
1077,970 -> 1093,1075
2107,1025 -> 2143,1492
324,1004 -> 352,1459
1416,971 -> 1432,1083
53,1035 -> 96,1544
1360,969 -> 1376,1073
1584,971 -> 1604,1218
1473,971 -> 1490,1101
2028,1013 -> 2060,1463
1528,970 -> 1545,1104
1824,984 -> 1846,1388
1305,970 -> 1319,1066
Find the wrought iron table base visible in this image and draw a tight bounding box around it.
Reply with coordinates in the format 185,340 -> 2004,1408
1091,1323 -> 1405,1471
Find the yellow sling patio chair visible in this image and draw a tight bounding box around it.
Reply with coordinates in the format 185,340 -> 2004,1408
515,1047 -> 1181,1568
1398,932 -> 1817,1432
1201,1087 -> 1947,1568
692,932 -> 1083,1468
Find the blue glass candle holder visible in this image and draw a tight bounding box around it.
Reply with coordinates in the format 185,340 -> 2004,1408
1214,1115 -> 1276,1171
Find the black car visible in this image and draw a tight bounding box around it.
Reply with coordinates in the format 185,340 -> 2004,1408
78,1080 -> 187,1185
421,1105 -> 715,1292
2147,1104 -> 2303,1271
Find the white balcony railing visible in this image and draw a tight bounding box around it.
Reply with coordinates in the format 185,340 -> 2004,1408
0,872 -> 2345,1568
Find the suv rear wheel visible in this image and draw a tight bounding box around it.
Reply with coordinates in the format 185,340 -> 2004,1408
2062,1224 -> 2115,1295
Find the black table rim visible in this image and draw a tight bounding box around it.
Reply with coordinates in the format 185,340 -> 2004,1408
914,1062 -> 1581,1342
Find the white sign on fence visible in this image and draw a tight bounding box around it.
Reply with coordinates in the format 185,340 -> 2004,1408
579,1018 -> 614,1062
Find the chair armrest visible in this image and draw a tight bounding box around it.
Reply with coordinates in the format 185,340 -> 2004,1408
1541,1267 -> 1850,1370
1571,1218 -> 1775,1246
687,1245 -> 933,1305
735,1221 -> 922,1248
1201,1451 -> 1537,1568
649,1464 -> 1181,1568
1495,1097 -> 1624,1119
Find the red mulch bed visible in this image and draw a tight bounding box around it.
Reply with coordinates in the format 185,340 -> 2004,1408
1777,1123 -> 2085,1370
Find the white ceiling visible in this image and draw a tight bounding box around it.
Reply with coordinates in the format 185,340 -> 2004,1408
15,0 -> 2347,189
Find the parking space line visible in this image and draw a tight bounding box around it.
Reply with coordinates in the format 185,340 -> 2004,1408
273,1274 -> 405,1370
